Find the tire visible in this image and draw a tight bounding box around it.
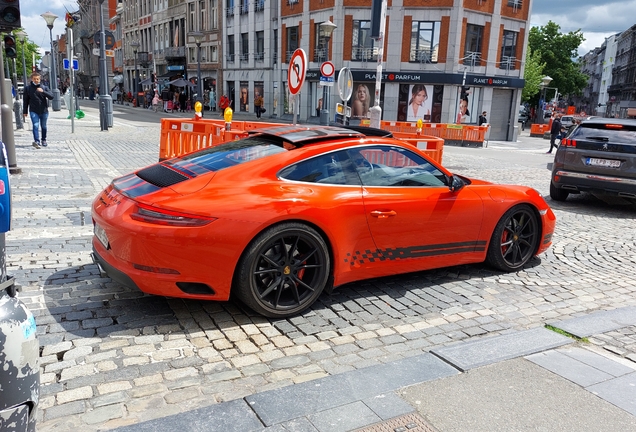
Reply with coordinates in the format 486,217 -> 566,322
486,205 -> 540,272
234,222 -> 330,318
550,182 -> 569,201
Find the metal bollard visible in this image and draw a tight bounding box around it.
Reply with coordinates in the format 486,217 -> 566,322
12,100 -> 22,130
100,101 -> 108,131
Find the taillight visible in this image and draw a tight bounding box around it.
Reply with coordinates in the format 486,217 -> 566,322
130,203 -> 216,226
561,138 -> 577,147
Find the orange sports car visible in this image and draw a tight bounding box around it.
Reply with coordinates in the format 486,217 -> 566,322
92,125 -> 556,317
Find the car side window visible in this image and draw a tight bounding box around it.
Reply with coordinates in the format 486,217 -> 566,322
279,151 -> 361,185
347,146 -> 447,187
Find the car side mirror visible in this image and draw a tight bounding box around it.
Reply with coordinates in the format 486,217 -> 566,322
448,175 -> 464,193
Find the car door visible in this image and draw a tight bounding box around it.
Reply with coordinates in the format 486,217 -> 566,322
349,145 -> 485,273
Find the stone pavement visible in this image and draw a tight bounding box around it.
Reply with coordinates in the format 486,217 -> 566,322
5,102 -> 636,430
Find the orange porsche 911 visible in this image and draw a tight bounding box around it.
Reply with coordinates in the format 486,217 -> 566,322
92,125 -> 556,318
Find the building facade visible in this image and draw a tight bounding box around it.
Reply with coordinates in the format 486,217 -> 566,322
607,25 -> 636,118
223,0 -> 531,140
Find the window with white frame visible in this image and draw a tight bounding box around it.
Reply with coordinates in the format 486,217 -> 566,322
200,0 -> 207,31
463,24 -> 483,66
211,44 -> 218,62
188,3 -> 195,32
210,0 -> 218,29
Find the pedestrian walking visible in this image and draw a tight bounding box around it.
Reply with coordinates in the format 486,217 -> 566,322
219,94 -> 230,116
254,91 -> 264,118
547,113 -> 563,154
179,91 -> 187,113
23,72 -> 54,149
478,111 -> 488,126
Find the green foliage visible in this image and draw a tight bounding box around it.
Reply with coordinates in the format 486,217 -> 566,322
528,21 -> 589,98
8,29 -> 41,82
522,48 -> 545,102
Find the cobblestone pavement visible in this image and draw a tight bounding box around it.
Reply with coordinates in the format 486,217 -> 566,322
7,104 -> 636,430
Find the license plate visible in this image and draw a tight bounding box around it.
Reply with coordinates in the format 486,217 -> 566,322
586,158 -> 621,168
94,224 -> 110,249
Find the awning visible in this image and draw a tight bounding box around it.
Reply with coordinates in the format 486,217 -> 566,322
157,72 -> 179,79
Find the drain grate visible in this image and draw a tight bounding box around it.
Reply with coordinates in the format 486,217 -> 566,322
354,413 -> 438,432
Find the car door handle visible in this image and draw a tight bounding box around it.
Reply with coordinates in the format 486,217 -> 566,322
370,210 -> 397,218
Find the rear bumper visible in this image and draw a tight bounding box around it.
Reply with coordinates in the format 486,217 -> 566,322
552,169 -> 636,198
91,248 -> 141,292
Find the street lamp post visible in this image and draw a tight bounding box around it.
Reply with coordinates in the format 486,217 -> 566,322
41,12 -> 61,111
15,30 -> 27,98
539,76 -> 558,124
130,40 -> 140,106
319,20 -> 337,126
189,31 -> 204,107
98,0 -> 113,129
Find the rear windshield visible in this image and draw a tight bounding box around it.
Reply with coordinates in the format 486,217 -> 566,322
570,123 -> 636,144
164,136 -> 288,176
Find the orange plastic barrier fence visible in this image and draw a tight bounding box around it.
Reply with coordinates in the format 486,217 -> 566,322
159,118 -> 446,164
530,123 -> 550,137
360,120 -> 488,146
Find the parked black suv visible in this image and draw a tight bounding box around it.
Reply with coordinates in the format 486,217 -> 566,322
550,118 -> 636,201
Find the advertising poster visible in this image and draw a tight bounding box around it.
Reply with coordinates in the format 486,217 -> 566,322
239,80 -> 249,112
350,82 -> 374,119
397,84 -> 443,123
406,84 -> 433,122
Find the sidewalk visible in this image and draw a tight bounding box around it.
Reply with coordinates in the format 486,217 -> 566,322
110,308 -> 636,431
7,105 -> 636,431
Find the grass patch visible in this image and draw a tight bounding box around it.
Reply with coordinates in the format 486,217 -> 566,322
545,324 -> 590,343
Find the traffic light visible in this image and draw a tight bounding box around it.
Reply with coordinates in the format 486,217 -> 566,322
0,0 -> 21,30
3,34 -> 16,58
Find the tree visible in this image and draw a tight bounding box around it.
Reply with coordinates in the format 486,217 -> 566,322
7,30 -> 41,83
522,48 -> 545,102
528,21 -> 588,98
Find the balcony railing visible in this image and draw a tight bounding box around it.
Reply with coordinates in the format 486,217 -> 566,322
225,7 -> 234,17
352,47 -> 377,62
240,2 -> 249,14
164,46 -> 186,58
463,51 -> 482,67
226,54 -> 235,62
313,48 -> 327,62
255,0 -> 265,11
254,52 -> 264,61
410,49 -> 436,63
240,53 -> 249,62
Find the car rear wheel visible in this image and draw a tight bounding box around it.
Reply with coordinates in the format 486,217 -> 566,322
235,222 -> 330,318
549,182 -> 569,201
486,205 -> 540,271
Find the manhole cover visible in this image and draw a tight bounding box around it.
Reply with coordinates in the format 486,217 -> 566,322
354,413 -> 438,432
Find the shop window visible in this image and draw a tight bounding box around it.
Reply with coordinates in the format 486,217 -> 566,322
463,24 -> 483,67
499,30 -> 517,71
410,21 -> 440,63
352,20 -> 376,62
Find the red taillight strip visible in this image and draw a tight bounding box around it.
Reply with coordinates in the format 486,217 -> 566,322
561,138 -> 577,147
130,203 -> 216,226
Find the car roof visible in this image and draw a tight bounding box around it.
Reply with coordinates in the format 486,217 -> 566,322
248,125 -> 392,147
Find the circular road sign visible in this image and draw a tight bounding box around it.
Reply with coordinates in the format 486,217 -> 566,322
337,67 -> 354,102
320,61 -> 335,77
288,49 -> 308,96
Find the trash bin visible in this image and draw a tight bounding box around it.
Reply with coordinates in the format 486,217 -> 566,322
0,139 -> 40,432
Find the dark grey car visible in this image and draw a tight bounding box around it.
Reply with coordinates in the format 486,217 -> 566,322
550,118 -> 636,201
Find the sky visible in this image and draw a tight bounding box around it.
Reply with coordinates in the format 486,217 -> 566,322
16,0 -> 636,62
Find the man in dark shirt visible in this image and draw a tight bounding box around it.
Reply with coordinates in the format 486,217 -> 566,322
547,114 -> 563,154
23,72 -> 54,149
478,111 -> 487,126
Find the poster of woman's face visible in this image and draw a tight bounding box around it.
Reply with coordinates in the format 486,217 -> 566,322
351,83 -> 372,119
407,84 -> 433,122
240,81 -> 249,111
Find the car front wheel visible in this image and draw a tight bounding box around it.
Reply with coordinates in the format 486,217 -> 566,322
486,205 -> 540,271
234,222 -> 330,318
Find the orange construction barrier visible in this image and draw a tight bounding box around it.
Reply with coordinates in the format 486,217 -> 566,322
159,118 -> 446,164
530,123 -> 550,138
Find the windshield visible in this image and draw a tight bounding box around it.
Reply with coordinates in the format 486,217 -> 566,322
570,123 -> 636,144
164,136 -> 288,176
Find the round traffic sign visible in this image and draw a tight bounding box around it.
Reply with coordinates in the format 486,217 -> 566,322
287,49 -> 308,96
337,67 -> 353,102
320,61 -> 335,77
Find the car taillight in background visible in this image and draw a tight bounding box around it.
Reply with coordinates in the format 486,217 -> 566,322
561,138 -> 577,148
130,203 -> 216,227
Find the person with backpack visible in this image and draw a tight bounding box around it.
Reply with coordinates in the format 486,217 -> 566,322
23,72 -> 54,149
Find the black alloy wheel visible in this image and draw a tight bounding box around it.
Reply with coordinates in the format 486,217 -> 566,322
486,205 -> 540,271
235,222 -> 330,318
